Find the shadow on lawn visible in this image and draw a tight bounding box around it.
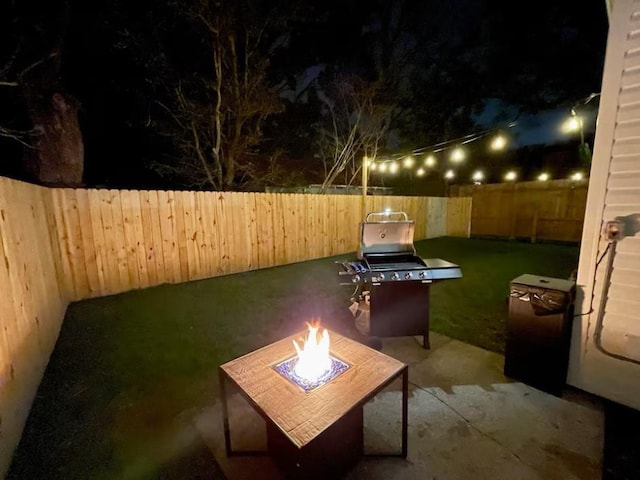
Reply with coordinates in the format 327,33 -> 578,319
8,237 -> 581,480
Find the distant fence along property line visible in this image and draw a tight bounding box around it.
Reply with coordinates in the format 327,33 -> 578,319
0,175 -> 471,476
450,179 -> 588,243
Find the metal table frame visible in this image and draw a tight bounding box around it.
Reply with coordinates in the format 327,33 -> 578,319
219,360 -> 408,461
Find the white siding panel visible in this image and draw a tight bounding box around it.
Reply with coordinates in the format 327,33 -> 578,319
570,0 -> 640,410
623,48 -> 640,68
608,171 -> 640,188
604,189 -> 640,204
599,313 -> 640,336
610,265 -> 640,285
610,153 -> 640,172
609,235 -> 640,254
611,138 -> 640,155
604,297 -> 640,317
603,204 -> 640,219
615,101 -> 640,122
607,281 -> 640,300
610,252 -> 640,270
613,117 -> 640,138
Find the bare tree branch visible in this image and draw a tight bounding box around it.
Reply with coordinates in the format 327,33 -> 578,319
0,126 -> 36,148
316,75 -> 392,192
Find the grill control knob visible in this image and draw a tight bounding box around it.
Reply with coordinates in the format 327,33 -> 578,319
418,271 -> 426,279
352,274 -> 361,283
404,272 -> 412,280
391,272 -> 399,281
378,273 -> 385,281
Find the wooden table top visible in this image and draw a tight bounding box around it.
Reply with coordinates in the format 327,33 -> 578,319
220,329 -> 406,448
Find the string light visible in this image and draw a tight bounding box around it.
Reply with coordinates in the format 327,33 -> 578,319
562,110 -> 581,134
362,98 -> 595,183
450,147 -> 465,163
491,134 -> 507,151
424,155 -> 437,167
504,170 -> 517,181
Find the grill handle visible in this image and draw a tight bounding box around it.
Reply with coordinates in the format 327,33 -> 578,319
365,211 -> 409,222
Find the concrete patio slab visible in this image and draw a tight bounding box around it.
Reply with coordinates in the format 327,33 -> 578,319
194,333 -> 604,480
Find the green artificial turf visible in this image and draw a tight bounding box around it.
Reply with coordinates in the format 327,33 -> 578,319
7,237 -> 579,480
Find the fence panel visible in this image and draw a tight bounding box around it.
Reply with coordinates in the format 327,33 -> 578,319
0,182 -> 471,302
0,178 -> 67,477
452,180 -> 587,242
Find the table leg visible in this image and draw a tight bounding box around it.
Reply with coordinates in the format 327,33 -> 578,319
219,368 -> 232,457
401,365 -> 408,458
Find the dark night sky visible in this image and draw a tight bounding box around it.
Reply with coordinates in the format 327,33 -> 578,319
0,0 -> 610,189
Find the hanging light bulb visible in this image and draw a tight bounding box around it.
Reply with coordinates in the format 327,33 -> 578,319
379,162 -> 388,173
403,156 -> 415,168
424,155 -> 437,167
389,161 -> 399,173
450,147 -> 465,163
491,134 -> 507,151
562,109 -> 582,134
416,168 -> 425,176
444,169 -> 455,180
504,170 -> 517,181
369,162 -> 377,171
571,171 -> 584,181
537,172 -> 550,181
472,170 -> 484,183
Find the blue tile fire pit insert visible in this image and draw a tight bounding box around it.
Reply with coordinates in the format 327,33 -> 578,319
273,356 -> 350,392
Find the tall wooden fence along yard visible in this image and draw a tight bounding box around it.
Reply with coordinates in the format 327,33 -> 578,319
0,179 -> 68,478
0,175 -> 471,476
50,190 -> 470,301
450,179 -> 588,242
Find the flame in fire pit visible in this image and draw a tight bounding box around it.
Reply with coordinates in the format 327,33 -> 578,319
273,319 -> 349,392
292,319 -> 331,381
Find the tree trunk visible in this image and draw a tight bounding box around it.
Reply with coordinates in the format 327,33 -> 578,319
23,90 -> 84,186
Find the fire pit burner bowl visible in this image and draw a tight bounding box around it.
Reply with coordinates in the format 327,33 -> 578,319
274,356 -> 350,392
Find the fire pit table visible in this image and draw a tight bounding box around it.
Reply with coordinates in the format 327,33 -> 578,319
219,328 -> 408,480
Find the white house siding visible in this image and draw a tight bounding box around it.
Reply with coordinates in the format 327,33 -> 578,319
568,0 -> 640,410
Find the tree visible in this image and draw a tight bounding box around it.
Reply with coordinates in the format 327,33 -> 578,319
0,0 -> 83,186
315,74 -> 392,191
153,0 -> 289,191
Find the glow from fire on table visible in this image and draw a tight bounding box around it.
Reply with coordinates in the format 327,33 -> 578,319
293,320 -> 332,381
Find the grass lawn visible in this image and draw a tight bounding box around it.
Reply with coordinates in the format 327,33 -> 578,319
7,237 -> 580,480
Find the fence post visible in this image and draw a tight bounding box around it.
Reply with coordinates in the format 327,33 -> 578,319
509,182 -> 518,239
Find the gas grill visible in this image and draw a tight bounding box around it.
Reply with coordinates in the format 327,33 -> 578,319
338,211 -> 462,348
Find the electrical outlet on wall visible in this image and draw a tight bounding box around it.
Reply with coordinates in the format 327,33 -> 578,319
602,220 -> 625,241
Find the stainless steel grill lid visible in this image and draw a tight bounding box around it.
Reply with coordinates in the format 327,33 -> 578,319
358,211 -> 416,259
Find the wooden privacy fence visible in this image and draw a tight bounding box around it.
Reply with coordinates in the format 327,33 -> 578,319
50,189 -> 471,300
0,178 -> 68,477
450,179 -> 588,242
0,175 -> 470,476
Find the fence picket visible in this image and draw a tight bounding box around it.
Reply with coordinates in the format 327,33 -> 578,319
88,190 -> 107,294
173,191 -> 189,281
75,189 -> 100,296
